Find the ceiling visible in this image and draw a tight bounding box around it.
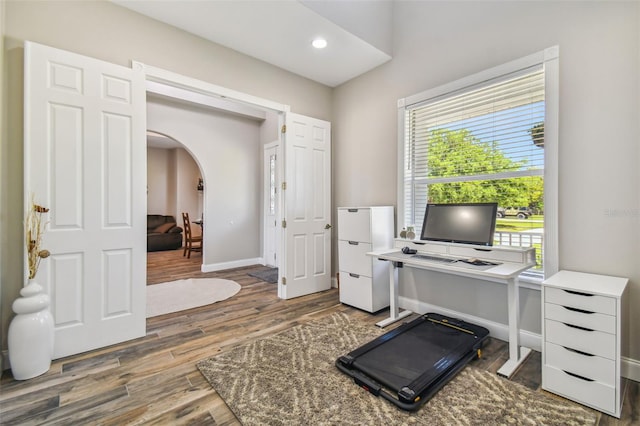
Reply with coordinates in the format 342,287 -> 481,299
113,0 -> 393,87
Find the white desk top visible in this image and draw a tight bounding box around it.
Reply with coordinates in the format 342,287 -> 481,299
369,249 -> 535,281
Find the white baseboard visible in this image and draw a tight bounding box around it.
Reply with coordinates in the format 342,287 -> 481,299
331,276 -> 338,289
398,296 -> 542,352
399,296 -> 640,381
201,257 -> 263,273
622,356 -> 640,382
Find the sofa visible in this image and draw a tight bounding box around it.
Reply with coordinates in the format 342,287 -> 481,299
147,215 -> 183,252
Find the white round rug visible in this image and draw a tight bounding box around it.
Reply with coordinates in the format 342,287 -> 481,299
146,278 -> 241,318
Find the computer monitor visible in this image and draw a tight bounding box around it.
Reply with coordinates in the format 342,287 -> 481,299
420,203 -> 498,246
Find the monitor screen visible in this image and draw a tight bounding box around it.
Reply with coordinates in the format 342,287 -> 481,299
420,203 -> 498,246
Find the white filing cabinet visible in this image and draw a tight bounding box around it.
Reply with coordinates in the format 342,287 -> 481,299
338,206 -> 394,313
542,270 -> 628,418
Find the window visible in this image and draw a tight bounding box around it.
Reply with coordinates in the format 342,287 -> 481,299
269,153 -> 276,215
398,48 -> 559,281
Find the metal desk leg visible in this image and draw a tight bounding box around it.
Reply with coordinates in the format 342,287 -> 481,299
376,261 -> 412,328
497,276 -> 532,378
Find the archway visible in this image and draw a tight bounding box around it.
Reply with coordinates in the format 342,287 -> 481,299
146,130 -> 205,269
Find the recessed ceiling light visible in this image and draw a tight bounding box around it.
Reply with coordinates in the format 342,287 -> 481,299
312,38 -> 327,49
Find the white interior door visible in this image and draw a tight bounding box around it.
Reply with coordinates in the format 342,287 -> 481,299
263,143 -> 279,267
280,113 -> 331,299
24,42 -> 146,358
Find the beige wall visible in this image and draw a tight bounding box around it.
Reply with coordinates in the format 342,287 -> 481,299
333,1 -> 640,363
0,0 -> 332,355
147,146 -> 201,225
172,148 -> 202,232
147,147 -> 173,215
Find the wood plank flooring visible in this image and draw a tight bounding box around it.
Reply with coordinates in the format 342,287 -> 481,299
1,248 -> 637,424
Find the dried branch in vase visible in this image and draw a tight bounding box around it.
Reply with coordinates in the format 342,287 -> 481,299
25,195 -> 50,280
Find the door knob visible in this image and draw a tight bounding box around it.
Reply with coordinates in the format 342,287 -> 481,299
325,224 -> 332,229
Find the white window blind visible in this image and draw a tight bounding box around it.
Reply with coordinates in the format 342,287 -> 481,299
403,67 -> 545,235
401,65 -> 548,278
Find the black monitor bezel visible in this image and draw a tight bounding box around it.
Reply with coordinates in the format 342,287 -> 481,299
419,202 -> 498,247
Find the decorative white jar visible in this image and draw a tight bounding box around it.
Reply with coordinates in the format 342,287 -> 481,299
8,280 -> 54,380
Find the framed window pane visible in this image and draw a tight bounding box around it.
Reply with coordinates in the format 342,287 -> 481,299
269,154 -> 276,215
399,53 -> 557,280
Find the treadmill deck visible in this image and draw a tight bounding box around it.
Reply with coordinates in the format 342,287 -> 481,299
336,313 -> 489,411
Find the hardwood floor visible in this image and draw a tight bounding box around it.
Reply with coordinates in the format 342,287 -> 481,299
1,249 -> 637,424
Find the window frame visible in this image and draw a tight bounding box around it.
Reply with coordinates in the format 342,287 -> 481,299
396,47 -> 559,283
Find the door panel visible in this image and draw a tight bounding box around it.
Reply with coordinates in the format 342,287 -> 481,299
313,233 -> 326,275
50,104 -> 83,227
104,113 -> 133,226
312,148 -> 327,219
281,113 -> 331,299
24,41 -> 146,358
50,254 -> 83,326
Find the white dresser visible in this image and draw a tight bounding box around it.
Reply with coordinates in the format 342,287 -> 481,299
542,270 -> 628,418
337,206 -> 394,313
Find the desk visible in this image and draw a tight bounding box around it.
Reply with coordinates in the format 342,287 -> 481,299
369,242 -> 535,378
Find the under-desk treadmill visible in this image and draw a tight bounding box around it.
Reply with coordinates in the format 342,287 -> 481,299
336,313 -> 489,411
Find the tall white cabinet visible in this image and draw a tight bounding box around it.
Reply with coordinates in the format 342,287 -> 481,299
542,270 -> 628,418
338,206 -> 394,313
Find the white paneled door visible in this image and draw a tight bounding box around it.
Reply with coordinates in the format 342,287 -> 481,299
280,113 -> 331,299
24,42 -> 147,358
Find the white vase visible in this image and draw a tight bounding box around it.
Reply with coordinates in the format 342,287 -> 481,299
406,226 -> 416,240
8,279 -> 54,380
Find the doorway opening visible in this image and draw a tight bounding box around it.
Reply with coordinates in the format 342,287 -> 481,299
146,130 -> 204,286
143,71 -> 284,293
140,62 -> 332,301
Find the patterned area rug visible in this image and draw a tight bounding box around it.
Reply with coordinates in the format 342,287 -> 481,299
146,278 -> 240,318
197,313 -> 596,425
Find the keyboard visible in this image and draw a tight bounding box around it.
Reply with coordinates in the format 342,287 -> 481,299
411,254 -> 457,264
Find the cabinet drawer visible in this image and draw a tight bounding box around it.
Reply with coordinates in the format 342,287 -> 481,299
545,319 -> 615,359
338,240 -> 373,277
449,245 -> 527,263
339,272 -> 390,313
339,271 -> 373,310
545,342 -> 615,386
543,365 -> 615,415
394,239 -> 448,255
545,303 -> 616,334
545,287 -> 615,315
337,208 -> 371,242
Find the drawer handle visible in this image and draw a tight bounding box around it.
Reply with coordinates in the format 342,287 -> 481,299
563,370 -> 595,382
563,289 -> 594,297
563,346 -> 595,357
348,241 -> 359,245
563,306 -> 595,314
564,322 -> 594,332
347,208 -> 358,213
349,273 -> 360,278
